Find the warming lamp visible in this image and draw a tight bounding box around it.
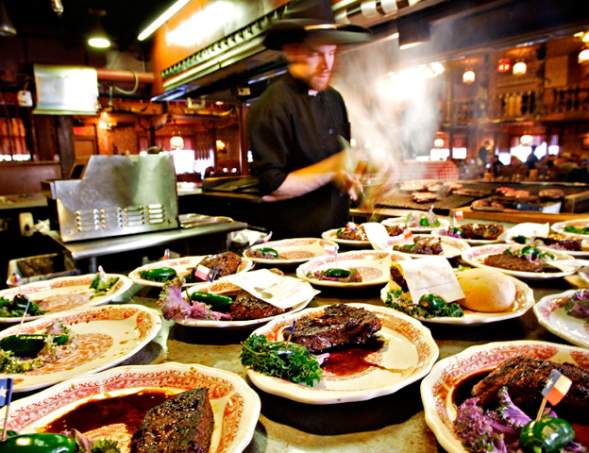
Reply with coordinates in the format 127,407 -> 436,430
512,61 -> 527,76
462,70 -> 476,84
497,58 -> 511,73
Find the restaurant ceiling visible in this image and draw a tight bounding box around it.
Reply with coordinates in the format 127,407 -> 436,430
4,0 -> 166,53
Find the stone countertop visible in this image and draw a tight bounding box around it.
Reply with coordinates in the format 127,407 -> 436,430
129,275 -> 576,453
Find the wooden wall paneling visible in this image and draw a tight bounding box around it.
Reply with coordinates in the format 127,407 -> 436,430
55,116 -> 75,177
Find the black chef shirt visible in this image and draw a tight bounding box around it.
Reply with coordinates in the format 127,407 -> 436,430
248,73 -> 351,238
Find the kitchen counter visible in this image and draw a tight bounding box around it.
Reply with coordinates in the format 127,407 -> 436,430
124,275 -> 579,453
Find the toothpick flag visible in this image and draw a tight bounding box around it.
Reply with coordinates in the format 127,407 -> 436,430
541,369 -> 572,406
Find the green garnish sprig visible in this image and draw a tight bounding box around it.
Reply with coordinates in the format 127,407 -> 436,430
240,334 -> 322,386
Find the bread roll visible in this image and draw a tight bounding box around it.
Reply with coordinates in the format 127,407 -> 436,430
456,268 -> 515,312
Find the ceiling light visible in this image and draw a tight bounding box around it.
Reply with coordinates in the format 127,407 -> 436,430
462,70 -> 476,84
512,61 -> 527,76
520,134 -> 533,146
87,10 -> 111,49
137,0 -> 190,41
433,137 -> 444,148
0,0 -> 16,37
579,48 -> 589,65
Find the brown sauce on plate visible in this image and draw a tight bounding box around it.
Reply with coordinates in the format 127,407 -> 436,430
321,339 -> 384,376
43,390 -> 173,434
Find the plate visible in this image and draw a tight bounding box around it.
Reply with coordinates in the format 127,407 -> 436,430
321,228 -> 370,248
296,250 -> 408,288
177,277 -> 316,328
246,303 -> 439,404
534,289 -> 589,349
420,340 -> 589,453
382,214 -> 450,233
129,255 -> 254,288
461,244 -> 576,280
379,275 -> 534,325
0,273 -> 133,324
244,238 -> 338,265
552,219 -> 589,240
0,304 -> 161,393
1,362 -> 260,453
503,224 -> 589,258
390,234 -> 471,259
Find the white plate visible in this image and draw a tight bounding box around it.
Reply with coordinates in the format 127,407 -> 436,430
534,289 -> 589,349
321,228 -> 371,248
552,219 -> 589,240
177,277 -> 316,328
504,234 -> 589,258
129,255 -> 254,288
244,237 -> 338,265
246,303 -> 439,404
0,273 -> 133,324
420,340 -> 589,453
382,214 -> 450,233
1,362 -> 260,453
461,244 -> 576,279
296,250 -> 408,288
0,304 -> 161,393
390,234 -> 470,259
379,275 -> 534,325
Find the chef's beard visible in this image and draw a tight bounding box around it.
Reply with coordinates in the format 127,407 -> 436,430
308,71 -> 332,92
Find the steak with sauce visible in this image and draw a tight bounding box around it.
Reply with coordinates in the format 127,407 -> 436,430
471,356 -> 589,423
197,251 -> 242,280
285,304 -> 381,353
484,253 -> 553,273
130,388 -> 214,453
230,291 -> 285,320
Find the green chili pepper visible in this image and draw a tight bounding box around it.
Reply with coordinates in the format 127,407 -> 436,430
419,217 -> 430,227
0,433 -> 77,453
519,416 -> 576,453
190,291 -> 233,311
254,247 -> 279,258
419,294 -> 445,311
513,235 -> 528,244
323,268 -> 352,278
0,334 -> 69,357
139,267 -> 177,282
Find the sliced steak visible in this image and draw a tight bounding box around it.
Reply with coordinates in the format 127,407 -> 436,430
460,223 -> 504,240
130,388 -> 214,453
484,253 -> 545,272
471,356 -> 589,423
230,291 -> 285,320
286,304 -> 381,353
198,251 -> 242,280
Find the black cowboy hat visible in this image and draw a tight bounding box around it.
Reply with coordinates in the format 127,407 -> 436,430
263,0 -> 371,50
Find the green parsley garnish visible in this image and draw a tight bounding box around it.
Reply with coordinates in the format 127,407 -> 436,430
240,334 -> 322,386
385,291 -> 463,319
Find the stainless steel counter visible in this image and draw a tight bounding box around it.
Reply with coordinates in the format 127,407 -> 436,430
46,221 -> 247,260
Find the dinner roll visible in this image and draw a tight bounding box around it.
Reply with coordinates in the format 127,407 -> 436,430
456,268 -> 515,312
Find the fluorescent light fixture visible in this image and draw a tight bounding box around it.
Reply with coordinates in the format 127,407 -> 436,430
88,36 -> 111,49
137,0 -> 191,41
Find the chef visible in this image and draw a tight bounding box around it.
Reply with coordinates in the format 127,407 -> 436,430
248,0 -> 370,238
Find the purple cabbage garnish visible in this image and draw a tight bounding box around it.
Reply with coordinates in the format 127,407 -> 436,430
158,280 -> 191,320
454,397 -> 508,453
566,290 -> 589,319
497,386 -> 531,428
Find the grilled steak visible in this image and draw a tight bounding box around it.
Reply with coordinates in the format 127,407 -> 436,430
198,251 -> 242,280
460,223 -> 504,240
471,356 -> 589,423
285,304 -> 381,353
230,291 -> 285,320
385,224 -> 405,237
539,236 -> 582,252
484,253 -> 555,273
130,388 -> 214,453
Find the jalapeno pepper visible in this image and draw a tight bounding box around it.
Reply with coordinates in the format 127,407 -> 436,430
139,267 -> 177,282
419,294 -> 446,311
520,416 -> 576,453
0,334 -> 69,357
254,247 -> 279,258
190,291 -> 233,311
323,268 -> 352,278
0,433 -> 77,453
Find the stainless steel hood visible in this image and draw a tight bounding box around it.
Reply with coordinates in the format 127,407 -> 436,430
155,0 -> 439,100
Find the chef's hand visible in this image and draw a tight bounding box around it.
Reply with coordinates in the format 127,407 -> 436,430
334,171 -> 363,202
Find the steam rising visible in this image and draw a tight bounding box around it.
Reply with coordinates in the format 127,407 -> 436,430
333,37 -> 444,203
